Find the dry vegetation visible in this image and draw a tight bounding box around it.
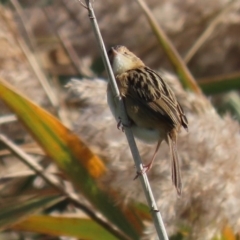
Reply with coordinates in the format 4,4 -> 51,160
0,0 -> 240,239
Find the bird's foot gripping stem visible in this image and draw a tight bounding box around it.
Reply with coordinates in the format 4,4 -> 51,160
133,162 -> 153,180
117,117 -> 132,132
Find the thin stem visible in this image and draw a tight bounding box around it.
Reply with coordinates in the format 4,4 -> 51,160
0,134 -> 130,240
0,115 -> 17,125
198,71 -> 240,95
83,1 -> 169,239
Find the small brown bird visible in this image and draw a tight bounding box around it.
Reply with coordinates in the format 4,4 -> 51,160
107,45 -> 188,195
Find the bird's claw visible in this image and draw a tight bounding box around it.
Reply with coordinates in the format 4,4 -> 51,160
117,118 -> 125,132
117,117 -> 132,132
133,163 -> 152,180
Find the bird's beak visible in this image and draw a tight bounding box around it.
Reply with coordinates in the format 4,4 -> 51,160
111,47 -> 118,56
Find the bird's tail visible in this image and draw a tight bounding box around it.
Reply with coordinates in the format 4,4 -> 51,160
167,133 -> 182,196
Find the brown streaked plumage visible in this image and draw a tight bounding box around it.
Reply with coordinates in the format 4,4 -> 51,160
107,45 -> 188,195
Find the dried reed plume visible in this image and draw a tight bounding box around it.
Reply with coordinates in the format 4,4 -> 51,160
67,73 -> 240,239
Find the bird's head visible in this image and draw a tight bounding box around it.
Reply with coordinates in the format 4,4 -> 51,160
108,45 -> 145,75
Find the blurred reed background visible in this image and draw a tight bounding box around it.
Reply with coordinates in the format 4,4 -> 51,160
0,0 -> 240,239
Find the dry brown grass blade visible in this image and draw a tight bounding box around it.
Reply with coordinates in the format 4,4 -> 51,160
0,148 -> 44,157
0,170 -> 60,181
50,75 -> 73,129
184,0 -> 238,63
59,33 -> 95,77
0,8 -> 58,109
43,7 -> 94,78
42,6 -> 81,75
0,134 -> 131,240
0,115 -> 17,124
10,0 -> 37,50
9,0 -> 78,127
136,0 -> 202,95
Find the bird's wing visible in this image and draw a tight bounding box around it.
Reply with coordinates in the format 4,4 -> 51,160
118,67 -> 188,129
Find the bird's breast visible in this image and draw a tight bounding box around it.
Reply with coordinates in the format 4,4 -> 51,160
107,84 -> 162,143
131,125 -> 161,143
107,84 -> 119,121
